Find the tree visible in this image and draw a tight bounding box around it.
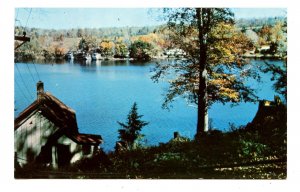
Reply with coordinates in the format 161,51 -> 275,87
78,36 -> 98,52
152,8 -> 257,137
54,46 -> 66,58
261,37 -> 287,100
245,29 -> 259,47
117,102 -> 149,149
114,41 -> 128,58
100,40 -> 115,58
264,62 -> 287,100
270,21 -> 287,57
258,24 -> 272,45
129,40 -> 154,60
77,28 -> 84,38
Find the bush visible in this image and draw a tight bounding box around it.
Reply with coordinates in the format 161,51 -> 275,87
129,40 -> 154,60
237,139 -> 268,158
114,42 -> 128,58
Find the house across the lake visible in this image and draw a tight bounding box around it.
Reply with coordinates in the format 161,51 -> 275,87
14,81 -> 103,169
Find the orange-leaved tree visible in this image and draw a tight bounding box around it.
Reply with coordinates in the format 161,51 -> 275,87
152,8 -> 258,137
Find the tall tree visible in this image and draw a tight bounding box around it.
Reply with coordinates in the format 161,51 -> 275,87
152,8 -> 257,137
117,102 -> 149,149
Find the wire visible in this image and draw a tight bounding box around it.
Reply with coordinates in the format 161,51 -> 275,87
32,59 -> 41,81
15,9 -> 20,26
25,62 -> 37,83
24,8 -> 32,31
15,9 -> 23,36
15,77 -> 31,104
15,63 -> 34,100
21,8 -> 42,82
16,9 -> 19,20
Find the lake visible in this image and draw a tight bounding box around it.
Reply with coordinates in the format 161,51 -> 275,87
14,59 -> 283,151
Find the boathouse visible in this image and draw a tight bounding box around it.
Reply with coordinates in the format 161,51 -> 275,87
14,81 -> 103,169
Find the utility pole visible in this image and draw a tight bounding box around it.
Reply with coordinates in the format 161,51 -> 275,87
15,32 -> 30,50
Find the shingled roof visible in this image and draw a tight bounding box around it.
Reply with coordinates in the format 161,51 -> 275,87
68,133 -> 103,145
14,81 -> 102,145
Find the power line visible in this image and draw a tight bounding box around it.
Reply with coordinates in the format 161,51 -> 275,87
23,8 -> 32,14
15,77 -> 31,104
25,62 -> 37,83
14,8 -> 41,103
15,63 -> 34,100
24,8 -> 32,31
15,9 -> 24,31
15,9 -> 19,24
17,8 -> 42,82
15,9 -> 23,36
32,59 -> 41,81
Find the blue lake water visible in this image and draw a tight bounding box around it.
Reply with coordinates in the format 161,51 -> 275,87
14,59 -> 283,151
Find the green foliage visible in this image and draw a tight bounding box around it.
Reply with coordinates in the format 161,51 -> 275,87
267,42 -> 278,55
170,136 -> 191,143
117,102 -> 149,149
153,9 -> 257,108
78,36 -> 98,52
237,139 -> 267,158
152,8 -> 258,134
17,111 -> 286,179
153,152 -> 182,163
129,40 -> 154,60
71,149 -> 111,172
114,41 -> 128,58
235,17 -> 286,29
106,119 -> 286,178
99,40 -> 114,58
261,62 -> 287,99
15,15 -> 287,62
253,20 -> 287,57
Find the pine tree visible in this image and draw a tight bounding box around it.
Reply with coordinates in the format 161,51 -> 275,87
117,102 -> 149,149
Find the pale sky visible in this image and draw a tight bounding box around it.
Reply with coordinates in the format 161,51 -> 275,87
232,8 -> 286,19
15,8 -> 287,30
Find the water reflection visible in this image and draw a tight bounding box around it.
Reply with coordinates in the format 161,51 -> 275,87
69,59 -> 156,68
95,60 -> 102,66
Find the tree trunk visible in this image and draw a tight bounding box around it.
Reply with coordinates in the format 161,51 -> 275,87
196,8 -> 209,137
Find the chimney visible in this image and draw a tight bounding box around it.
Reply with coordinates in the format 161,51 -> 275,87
174,131 -> 180,139
37,81 -> 44,101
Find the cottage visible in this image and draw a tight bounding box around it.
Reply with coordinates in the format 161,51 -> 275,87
245,95 -> 286,135
251,96 -> 284,125
14,81 -> 103,169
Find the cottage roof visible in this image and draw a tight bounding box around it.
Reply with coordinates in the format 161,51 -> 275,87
69,133 -> 103,145
15,82 -> 103,145
15,92 -> 79,133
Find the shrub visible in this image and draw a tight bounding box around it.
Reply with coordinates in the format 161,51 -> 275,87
129,40 -> 154,60
237,139 -> 268,158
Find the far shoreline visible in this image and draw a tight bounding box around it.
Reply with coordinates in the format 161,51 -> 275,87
15,54 -> 285,64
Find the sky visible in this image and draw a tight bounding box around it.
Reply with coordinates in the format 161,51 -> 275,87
15,8 -> 287,29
